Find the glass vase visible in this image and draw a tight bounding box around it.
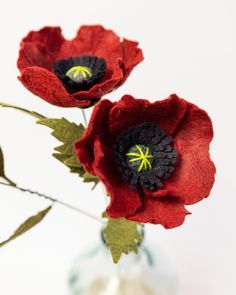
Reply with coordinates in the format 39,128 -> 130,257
68,232 -> 178,295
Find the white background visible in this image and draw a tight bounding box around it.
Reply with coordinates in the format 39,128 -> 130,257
0,0 -> 236,294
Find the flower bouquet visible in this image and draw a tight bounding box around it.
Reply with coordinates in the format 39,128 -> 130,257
0,25 -> 216,295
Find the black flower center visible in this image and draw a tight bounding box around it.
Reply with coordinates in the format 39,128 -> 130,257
52,55 -> 106,94
114,122 -> 178,191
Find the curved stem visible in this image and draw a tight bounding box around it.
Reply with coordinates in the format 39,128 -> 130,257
0,181 -> 105,224
81,109 -> 88,127
0,102 -> 45,119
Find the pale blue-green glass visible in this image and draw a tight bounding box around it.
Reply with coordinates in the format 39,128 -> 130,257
68,234 -> 178,295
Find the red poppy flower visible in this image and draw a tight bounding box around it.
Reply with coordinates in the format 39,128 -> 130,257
74,94 -> 216,229
17,26 -> 143,108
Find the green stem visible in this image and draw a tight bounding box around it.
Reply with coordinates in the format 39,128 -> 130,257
0,102 -> 45,119
0,181 -> 105,224
81,109 -> 88,127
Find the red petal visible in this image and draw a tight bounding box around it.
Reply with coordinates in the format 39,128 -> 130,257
153,101 -> 216,205
108,94 -> 188,137
92,139 -> 142,217
128,196 -> 190,229
75,99 -> 114,174
18,27 -> 65,71
75,100 -> 142,217
19,67 -> 91,108
116,39 -> 144,86
59,25 -> 122,63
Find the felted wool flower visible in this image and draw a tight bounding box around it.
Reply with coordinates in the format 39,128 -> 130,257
74,94 -> 216,229
17,26 -> 143,108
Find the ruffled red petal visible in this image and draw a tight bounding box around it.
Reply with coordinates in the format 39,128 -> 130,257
108,94 -> 188,137
17,27 -> 65,72
75,99 -> 142,217
75,99 -> 114,173
127,196 -> 190,229
116,39 -> 144,87
152,100 -> 216,205
92,139 -> 142,217
59,25 -> 121,63
19,67 -> 92,108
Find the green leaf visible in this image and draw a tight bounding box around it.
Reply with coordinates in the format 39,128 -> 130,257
0,206 -> 52,247
37,118 -> 99,188
0,102 -> 45,119
0,146 -> 16,186
82,173 -> 100,190
102,213 -> 143,263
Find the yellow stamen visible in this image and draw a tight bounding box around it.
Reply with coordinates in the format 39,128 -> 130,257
66,66 -> 93,80
126,145 -> 154,172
